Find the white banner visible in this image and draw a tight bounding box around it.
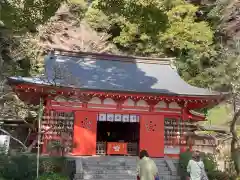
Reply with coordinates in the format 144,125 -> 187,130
0,135 -> 10,154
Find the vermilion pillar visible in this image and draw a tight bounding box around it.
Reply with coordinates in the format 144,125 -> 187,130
73,111 -> 97,156
140,115 -> 164,157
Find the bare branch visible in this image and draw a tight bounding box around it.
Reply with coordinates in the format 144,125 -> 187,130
0,128 -> 27,150
230,109 -> 240,148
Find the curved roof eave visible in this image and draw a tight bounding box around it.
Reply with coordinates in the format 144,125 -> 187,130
7,76 -> 229,98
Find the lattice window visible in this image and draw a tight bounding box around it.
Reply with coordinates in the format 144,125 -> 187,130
164,118 -> 196,147
164,118 -> 184,146
42,110 -> 74,154
127,142 -> 138,156
96,142 -> 106,155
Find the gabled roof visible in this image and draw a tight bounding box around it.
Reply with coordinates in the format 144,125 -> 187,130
8,50 -> 226,97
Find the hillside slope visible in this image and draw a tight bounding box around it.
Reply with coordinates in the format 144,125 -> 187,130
221,0 -> 240,39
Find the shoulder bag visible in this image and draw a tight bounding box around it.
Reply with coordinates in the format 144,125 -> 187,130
196,162 -> 208,180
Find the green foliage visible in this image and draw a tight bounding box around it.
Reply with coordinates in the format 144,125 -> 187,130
36,173 -> 69,180
213,41 -> 240,92
179,150 -> 192,179
0,153 -> 37,180
40,156 -> 75,180
0,0 -> 64,33
47,140 -> 63,153
0,153 -> 75,180
179,151 -> 220,180
206,103 -> 232,126
0,28 -> 31,79
202,153 -> 218,173
232,149 -> 240,175
85,8 -> 111,30
207,170 -> 236,180
85,0 -> 216,86
39,156 -> 75,180
40,156 -> 66,173
163,4 -> 213,53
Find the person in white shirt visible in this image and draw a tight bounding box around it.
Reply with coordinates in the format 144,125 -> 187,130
187,151 -> 207,180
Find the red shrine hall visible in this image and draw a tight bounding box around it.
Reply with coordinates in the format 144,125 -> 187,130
7,50 -> 227,158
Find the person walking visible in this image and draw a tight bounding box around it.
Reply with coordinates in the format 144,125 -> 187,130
187,151 -> 208,180
136,150 -> 159,180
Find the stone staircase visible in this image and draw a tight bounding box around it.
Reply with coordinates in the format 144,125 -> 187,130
73,156 -> 180,180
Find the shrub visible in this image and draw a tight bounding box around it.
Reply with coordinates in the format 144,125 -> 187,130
207,170 -> 236,180
201,153 -> 218,173
40,156 -> 66,173
179,149 -> 192,180
179,150 -> 219,180
0,153 -> 36,180
0,153 -> 75,180
37,173 -> 69,180
40,156 -> 75,179
232,149 -> 240,176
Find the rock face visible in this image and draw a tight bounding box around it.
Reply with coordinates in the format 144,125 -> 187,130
221,0 -> 240,39
29,2 -> 120,73
38,3 -> 118,54
73,156 -> 180,180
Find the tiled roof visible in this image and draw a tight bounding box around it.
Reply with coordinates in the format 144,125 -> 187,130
8,50 -> 225,96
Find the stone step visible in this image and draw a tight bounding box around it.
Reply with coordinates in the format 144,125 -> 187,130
82,157 -> 166,162
80,176 -> 180,180
80,156 -> 137,160
73,156 -> 177,160
74,157 -> 180,180
82,157 -> 167,161
82,179 -> 136,180
83,165 -> 169,171
83,172 -> 171,178
75,173 -> 179,180
83,169 -> 172,174
82,163 -> 167,168
75,174 -> 179,180
82,169 -> 170,174
83,175 -> 176,180
82,160 -> 167,164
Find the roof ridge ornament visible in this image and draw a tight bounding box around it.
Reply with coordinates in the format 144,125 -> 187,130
169,59 -> 177,71
50,48 -> 175,65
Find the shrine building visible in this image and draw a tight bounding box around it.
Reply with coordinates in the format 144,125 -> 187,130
7,50 -> 227,158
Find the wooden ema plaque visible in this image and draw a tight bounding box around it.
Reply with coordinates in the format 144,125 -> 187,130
107,142 -> 127,155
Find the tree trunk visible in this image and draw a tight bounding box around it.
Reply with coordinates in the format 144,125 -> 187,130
230,108 -> 240,176
26,139 -> 38,152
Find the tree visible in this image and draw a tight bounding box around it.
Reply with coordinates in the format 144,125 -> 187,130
211,38 -> 240,175
0,27 -> 37,151
0,1 -> 117,153
223,42 -> 240,176
0,0 -> 64,33
0,0 -> 67,152
85,0 -> 216,86
200,0 -> 240,175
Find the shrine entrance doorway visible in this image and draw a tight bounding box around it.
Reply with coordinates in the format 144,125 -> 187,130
96,113 -> 140,156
